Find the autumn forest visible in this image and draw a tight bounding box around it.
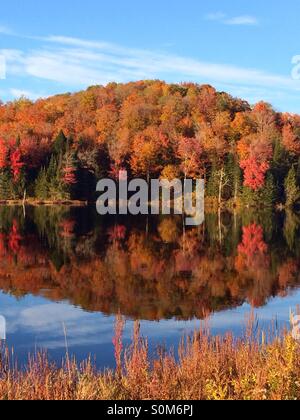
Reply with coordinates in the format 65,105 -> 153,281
0,80 -> 300,207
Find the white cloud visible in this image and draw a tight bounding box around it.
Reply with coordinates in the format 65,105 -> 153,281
10,88 -> 43,100
205,12 -> 227,22
224,15 -> 258,26
205,12 -> 259,26
0,33 -> 299,111
0,24 -> 14,35
13,38 -> 300,89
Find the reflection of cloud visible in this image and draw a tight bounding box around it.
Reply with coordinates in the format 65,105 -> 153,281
0,298 -> 116,350
0,288 -> 298,355
20,304 -> 87,328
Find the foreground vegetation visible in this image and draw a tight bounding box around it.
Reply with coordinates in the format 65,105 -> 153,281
1,81 -> 300,207
0,319 -> 299,401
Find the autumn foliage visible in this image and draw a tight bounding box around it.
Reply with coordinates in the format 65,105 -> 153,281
240,159 -> 270,191
0,82 -> 299,203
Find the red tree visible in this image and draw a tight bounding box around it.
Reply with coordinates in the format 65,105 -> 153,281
10,148 -> 24,182
240,158 -> 270,191
237,102 -> 275,191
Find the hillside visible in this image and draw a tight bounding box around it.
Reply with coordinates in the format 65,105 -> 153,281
0,80 -> 299,206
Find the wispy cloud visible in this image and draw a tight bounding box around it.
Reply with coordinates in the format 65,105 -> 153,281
10,88 -> 44,101
205,12 -> 227,22
224,15 -> 258,26
205,12 -> 259,26
0,33 -> 299,111
0,24 -> 15,35
2,35 -> 295,89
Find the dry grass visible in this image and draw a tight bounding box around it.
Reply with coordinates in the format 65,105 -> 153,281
0,317 -> 300,400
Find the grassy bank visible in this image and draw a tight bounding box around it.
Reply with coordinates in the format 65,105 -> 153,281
0,319 -> 299,401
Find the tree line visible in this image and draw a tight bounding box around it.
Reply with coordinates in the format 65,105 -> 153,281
0,80 -> 300,206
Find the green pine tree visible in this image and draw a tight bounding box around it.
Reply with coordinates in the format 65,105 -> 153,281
46,154 -> 65,200
285,166 -> 300,208
47,155 -> 59,180
35,168 -> 49,200
260,173 -> 276,207
206,162 -> 219,197
13,169 -> 27,199
272,138 -> 293,202
52,130 -> 68,157
296,156 -> 300,186
241,185 -> 258,207
226,154 -> 242,201
0,169 -> 14,200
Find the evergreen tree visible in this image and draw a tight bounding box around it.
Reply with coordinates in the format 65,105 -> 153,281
226,154 -> 242,201
284,210 -> 299,250
52,130 -> 68,157
46,154 -> 65,200
47,155 -> 58,179
241,185 -> 258,207
0,170 -> 14,200
242,172 -> 277,208
260,173 -> 276,207
35,168 -> 49,200
285,166 -> 300,208
206,163 -> 219,197
14,168 -> 27,199
296,156 -> 300,185
272,138 -> 292,202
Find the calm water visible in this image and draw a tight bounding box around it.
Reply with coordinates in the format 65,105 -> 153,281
0,206 -> 299,368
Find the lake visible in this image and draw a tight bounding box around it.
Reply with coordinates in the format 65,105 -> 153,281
0,205 -> 299,368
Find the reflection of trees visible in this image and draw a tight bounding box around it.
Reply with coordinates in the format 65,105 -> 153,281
158,218 -> 180,244
284,210 -> 300,251
235,224 -> 272,307
0,208 -> 300,320
278,259 -> 299,293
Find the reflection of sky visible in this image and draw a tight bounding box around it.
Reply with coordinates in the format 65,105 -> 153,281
0,290 -> 299,368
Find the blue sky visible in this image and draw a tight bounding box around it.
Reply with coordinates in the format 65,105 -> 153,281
1,0 -> 300,111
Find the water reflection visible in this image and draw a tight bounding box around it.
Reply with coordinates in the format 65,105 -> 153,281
0,206 -> 299,321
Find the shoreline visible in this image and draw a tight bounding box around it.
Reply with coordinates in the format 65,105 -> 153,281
0,199 -> 285,212
0,199 -> 89,207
